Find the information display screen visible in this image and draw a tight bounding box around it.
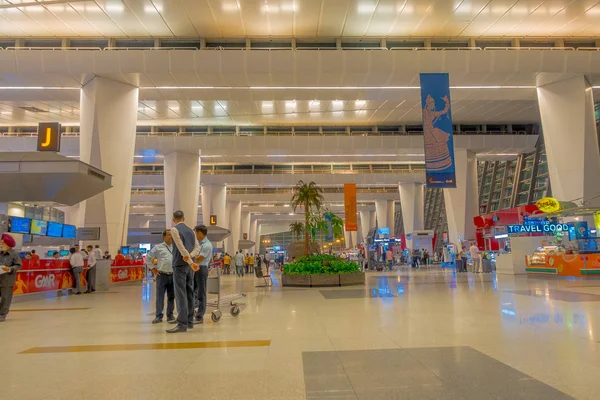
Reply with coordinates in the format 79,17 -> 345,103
59,250 -> 70,257
62,224 -> 76,239
138,248 -> 147,254
47,222 -> 64,238
31,220 -> 48,236
9,217 -> 31,234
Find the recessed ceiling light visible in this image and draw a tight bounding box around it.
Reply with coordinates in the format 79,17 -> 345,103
332,100 -> 344,108
355,100 -> 366,107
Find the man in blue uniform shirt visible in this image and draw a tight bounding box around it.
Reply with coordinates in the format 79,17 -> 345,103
193,225 -> 213,324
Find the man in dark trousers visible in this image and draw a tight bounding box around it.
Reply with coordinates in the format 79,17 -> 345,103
193,225 -> 213,324
167,210 -> 200,333
0,234 -> 22,322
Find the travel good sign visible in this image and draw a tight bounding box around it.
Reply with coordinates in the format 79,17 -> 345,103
536,197 -> 560,213
507,223 -> 569,235
37,122 -> 61,152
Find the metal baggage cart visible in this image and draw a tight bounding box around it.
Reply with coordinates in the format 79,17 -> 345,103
207,259 -> 247,322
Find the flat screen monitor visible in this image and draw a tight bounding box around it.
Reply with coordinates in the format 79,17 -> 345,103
378,227 -> 390,235
62,224 -> 76,239
47,222 -> 64,238
47,250 -> 57,257
138,248 -> 147,254
59,250 -> 70,257
30,220 -> 48,236
121,246 -> 130,255
9,217 -> 31,234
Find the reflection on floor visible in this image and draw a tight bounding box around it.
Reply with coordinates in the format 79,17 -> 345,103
2,266 -> 600,399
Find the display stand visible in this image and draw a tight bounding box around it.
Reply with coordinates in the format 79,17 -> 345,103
496,236 -> 546,275
95,259 -> 111,291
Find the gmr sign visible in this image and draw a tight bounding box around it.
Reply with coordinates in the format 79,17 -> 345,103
35,274 -> 56,288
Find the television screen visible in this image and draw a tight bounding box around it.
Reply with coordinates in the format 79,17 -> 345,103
138,248 -> 147,254
59,250 -> 70,257
47,222 -> 64,238
47,250 -> 57,257
30,220 -> 48,236
9,217 -> 31,234
121,246 -> 130,255
378,227 -> 390,235
62,224 -> 76,239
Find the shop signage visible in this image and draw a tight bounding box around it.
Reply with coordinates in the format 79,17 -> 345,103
344,183 -> 358,231
507,223 -> 569,235
419,73 -> 456,188
536,197 -> 560,213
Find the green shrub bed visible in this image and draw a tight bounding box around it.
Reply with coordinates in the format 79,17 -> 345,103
283,254 -> 361,275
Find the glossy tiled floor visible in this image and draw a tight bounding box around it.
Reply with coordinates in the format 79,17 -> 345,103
3,266 -> 600,400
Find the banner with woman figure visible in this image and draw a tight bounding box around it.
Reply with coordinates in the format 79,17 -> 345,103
419,73 -> 456,188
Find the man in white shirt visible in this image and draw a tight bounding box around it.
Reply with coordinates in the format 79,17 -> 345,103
85,245 -> 97,293
469,242 -> 481,273
69,247 -> 85,295
235,251 -> 244,277
93,245 -> 103,261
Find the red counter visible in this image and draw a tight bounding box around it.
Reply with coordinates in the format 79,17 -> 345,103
13,259 -> 146,295
13,259 -> 88,296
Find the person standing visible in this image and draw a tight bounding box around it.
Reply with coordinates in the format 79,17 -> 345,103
470,242 -> 481,273
248,253 -> 255,274
235,251 -> 244,277
223,253 -> 231,275
357,251 -> 364,271
192,225 -> 213,324
93,245 -> 103,261
385,247 -> 393,270
30,249 -> 40,261
147,230 -> 175,324
0,234 -> 22,322
85,245 -> 97,293
69,247 -> 84,295
168,210 -> 200,333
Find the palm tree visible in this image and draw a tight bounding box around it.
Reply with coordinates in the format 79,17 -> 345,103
289,221 -> 304,241
290,180 -> 324,256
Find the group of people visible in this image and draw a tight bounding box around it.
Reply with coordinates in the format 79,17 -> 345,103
223,251 -> 270,277
411,248 -> 430,269
146,210 -> 213,334
68,244 -> 101,295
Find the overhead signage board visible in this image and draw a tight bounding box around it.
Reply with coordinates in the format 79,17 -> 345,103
343,183 -> 358,231
77,227 -> 101,241
37,122 -> 61,152
507,223 -> 569,236
210,215 -> 217,226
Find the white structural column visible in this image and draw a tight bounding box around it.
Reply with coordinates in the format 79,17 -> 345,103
359,210 -> 372,243
537,74 -> 600,202
344,229 -> 352,248
79,77 -> 138,255
164,152 -> 200,228
399,183 -> 425,248
250,218 -> 258,253
350,231 -> 358,248
443,149 -> 479,246
201,185 -> 227,227
256,224 -> 262,253
227,201 -> 242,252
386,201 -> 395,236
241,212 -> 251,242
375,200 -> 388,230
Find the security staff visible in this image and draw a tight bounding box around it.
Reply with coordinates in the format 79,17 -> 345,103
193,225 -> 213,324
0,234 -> 23,322
147,230 -> 176,324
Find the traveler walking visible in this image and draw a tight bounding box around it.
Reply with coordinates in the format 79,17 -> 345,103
147,230 -> 175,324
192,225 -> 213,324
85,245 -> 97,293
167,210 -> 200,334
470,242 -> 481,273
69,247 -> 84,295
235,251 -> 245,277
0,234 -> 22,322
223,253 -> 231,274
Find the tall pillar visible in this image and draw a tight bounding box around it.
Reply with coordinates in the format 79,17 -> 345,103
344,230 -> 352,249
350,231 -> 358,248
256,223 -> 262,254
375,200 -> 388,230
399,183 -> 425,248
79,77 -> 138,255
250,217 -> 258,253
443,149 -> 479,247
359,210 -> 372,243
386,200 -> 395,236
227,201 -> 242,253
164,152 -> 200,228
201,184 -> 227,227
241,211 -> 251,244
537,74 -> 600,203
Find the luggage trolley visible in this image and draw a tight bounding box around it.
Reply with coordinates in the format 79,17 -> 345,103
205,227 -> 247,323
207,259 -> 247,322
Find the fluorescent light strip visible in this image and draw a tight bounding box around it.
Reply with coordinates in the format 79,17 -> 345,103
0,86 -> 80,90
144,85 -> 537,90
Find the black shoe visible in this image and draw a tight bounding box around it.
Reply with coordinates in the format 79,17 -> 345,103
0,316 -> 6,322
166,325 -> 187,333
195,317 -> 204,324
152,317 -> 162,324
166,316 -> 176,324
84,290 -> 91,293
75,292 -> 82,295
187,323 -> 194,329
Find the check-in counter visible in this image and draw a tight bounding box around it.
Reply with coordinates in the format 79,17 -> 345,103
12,259 -> 87,295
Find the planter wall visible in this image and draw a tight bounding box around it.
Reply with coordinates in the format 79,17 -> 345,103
310,274 -> 340,287
282,274 -> 311,287
282,273 -> 365,287
340,272 -> 366,286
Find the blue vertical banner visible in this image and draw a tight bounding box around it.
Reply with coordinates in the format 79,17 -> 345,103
419,73 -> 456,188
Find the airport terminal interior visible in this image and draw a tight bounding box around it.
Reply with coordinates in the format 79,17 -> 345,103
2,0 -> 600,399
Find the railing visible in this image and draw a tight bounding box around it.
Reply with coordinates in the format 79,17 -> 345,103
130,186 -> 400,195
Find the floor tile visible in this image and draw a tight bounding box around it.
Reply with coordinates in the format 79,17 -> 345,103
508,289 -> 600,302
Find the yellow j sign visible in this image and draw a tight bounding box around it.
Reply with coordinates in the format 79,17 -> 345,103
37,122 -> 61,152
